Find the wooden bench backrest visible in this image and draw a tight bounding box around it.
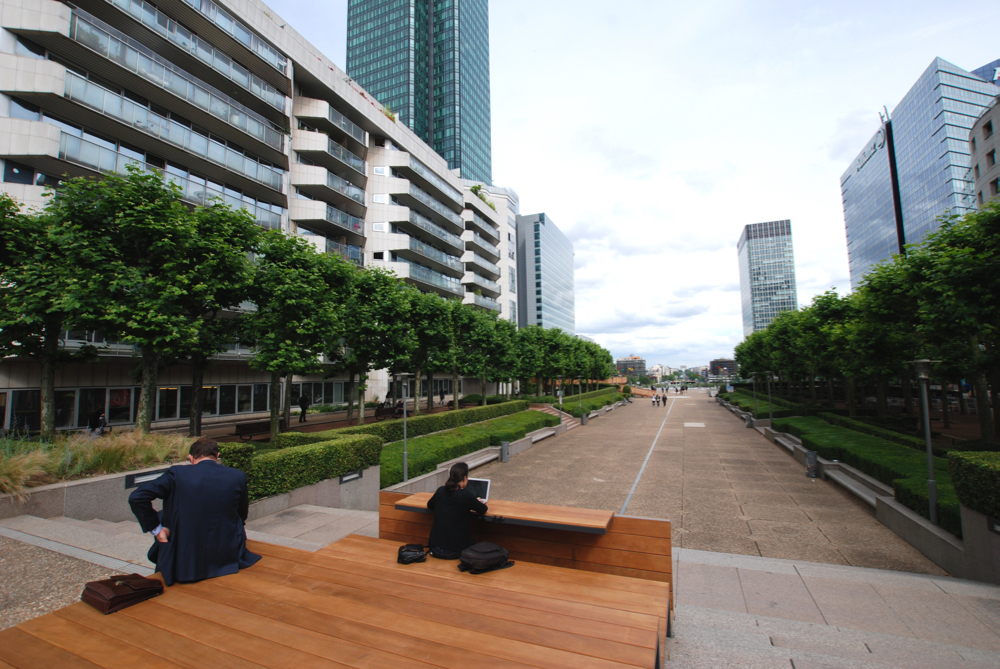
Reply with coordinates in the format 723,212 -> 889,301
379,491 -> 672,600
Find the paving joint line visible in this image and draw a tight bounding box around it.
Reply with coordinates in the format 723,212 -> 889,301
0,525 -> 153,575
619,398 -> 675,515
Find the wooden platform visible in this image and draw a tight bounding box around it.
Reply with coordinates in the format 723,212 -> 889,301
0,534 -> 668,668
396,491 -> 615,533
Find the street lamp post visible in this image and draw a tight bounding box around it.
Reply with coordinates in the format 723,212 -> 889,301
577,376 -> 583,415
908,359 -> 941,525
764,371 -> 773,424
396,373 -> 414,482
557,375 -> 564,424
753,373 -> 758,420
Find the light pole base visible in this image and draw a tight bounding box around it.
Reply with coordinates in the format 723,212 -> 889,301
928,479 -> 938,525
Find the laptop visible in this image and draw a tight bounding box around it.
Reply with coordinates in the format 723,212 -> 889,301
465,477 -> 491,502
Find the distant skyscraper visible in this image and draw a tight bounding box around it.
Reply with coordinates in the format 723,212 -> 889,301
737,220 -> 798,337
346,0 -> 492,183
516,213 -> 575,334
840,57 -> 1000,288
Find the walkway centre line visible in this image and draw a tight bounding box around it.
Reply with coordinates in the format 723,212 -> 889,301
619,398 -> 675,515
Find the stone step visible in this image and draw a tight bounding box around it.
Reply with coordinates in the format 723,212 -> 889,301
0,515 -> 154,569
49,517 -> 139,535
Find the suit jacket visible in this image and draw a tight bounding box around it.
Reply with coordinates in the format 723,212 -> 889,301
128,460 -> 261,586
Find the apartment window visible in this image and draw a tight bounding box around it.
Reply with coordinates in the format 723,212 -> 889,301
989,150 -> 997,168
978,190 -> 984,205
975,164 -> 981,179
3,160 -> 34,185
972,137 -> 978,153
373,252 -> 384,260
992,179 -> 999,197
373,166 -> 388,175
985,120 -> 994,139
372,194 -> 388,203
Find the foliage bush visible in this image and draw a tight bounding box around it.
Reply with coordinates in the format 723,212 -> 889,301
622,385 -> 632,395
722,392 -> 794,419
948,451 -> 1000,519
248,435 -> 382,500
817,412 -> 947,456
564,392 -> 625,418
462,394 -> 483,405
219,443 -> 255,476
946,439 -> 1000,453
380,411 -> 558,487
771,416 -> 962,537
486,395 -> 511,405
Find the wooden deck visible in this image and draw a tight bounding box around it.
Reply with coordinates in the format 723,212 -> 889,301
396,492 -> 616,533
0,533 -> 668,668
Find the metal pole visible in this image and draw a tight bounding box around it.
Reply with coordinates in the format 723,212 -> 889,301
767,372 -> 773,424
753,374 -> 758,419
919,376 -> 938,525
402,378 -> 409,483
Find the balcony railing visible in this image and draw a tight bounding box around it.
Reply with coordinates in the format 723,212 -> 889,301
408,156 -> 462,204
469,231 -> 499,253
60,132 -> 284,229
467,254 -> 500,276
65,72 -> 284,192
402,260 -> 463,295
465,273 -> 500,293
470,294 -> 500,311
408,237 -> 463,272
326,170 -> 364,203
71,14 -> 284,152
324,204 -> 364,236
406,208 -> 463,248
327,239 -> 363,266
468,211 -> 500,241
102,0 -> 286,112
328,106 -> 365,145
409,183 -> 462,226
327,138 -> 365,175
181,0 -> 288,75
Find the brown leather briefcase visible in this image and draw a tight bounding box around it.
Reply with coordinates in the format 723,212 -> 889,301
81,573 -> 164,614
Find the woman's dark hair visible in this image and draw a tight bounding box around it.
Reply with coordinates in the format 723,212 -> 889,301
445,462 -> 469,492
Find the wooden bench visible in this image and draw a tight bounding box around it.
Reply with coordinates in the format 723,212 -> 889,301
374,406 -> 413,421
233,419 -> 286,441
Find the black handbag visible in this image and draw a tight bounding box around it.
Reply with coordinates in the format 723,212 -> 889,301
397,543 -> 429,564
457,541 -> 514,574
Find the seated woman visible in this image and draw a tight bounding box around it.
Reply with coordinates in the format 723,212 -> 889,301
427,462 -> 488,559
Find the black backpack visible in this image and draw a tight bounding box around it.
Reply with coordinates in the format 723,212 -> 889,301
397,544 -> 429,564
457,542 -> 514,574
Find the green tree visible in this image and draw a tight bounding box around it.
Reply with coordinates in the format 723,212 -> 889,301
401,290 -> 452,415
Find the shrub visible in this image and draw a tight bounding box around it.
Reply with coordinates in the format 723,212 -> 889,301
249,435 -> 382,500
946,439 -> 1000,453
948,452 -> 1000,519
818,412 -> 947,457
270,431 -> 335,449
486,395 -> 510,405
219,443 -> 254,477
622,385 -> 632,395
565,393 -> 625,417
723,392 -> 794,419
462,394 -> 483,405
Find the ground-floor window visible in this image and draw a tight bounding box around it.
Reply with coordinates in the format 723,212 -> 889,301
156,384 -> 271,421
290,381 -> 343,405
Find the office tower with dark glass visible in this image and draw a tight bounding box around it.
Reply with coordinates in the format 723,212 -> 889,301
737,220 -> 798,337
516,213 -> 574,334
346,0 -> 492,183
841,57 -> 1000,288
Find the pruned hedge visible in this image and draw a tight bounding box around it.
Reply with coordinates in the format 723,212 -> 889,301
380,410 -> 558,487
248,435 -> 382,500
564,392 -> 624,418
720,392 -> 794,419
948,451 -> 1000,520
771,416 -> 961,537
219,442 -> 254,477
817,412 -> 946,456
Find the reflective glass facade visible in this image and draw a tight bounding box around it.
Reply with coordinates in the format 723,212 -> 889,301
516,213 -> 575,334
347,0 -> 491,183
841,58 -> 1000,287
737,220 -> 797,337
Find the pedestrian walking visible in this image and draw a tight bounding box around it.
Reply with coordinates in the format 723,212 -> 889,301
440,387 -> 446,405
298,393 -> 310,423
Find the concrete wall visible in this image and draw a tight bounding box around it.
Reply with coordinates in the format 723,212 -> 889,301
960,505 -> 1000,586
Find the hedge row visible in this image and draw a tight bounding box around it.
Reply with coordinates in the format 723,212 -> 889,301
564,392 -> 624,418
947,452 -> 1000,520
380,410 -> 559,487
719,392 -> 794,419
771,417 -> 962,537
815,412 -> 944,456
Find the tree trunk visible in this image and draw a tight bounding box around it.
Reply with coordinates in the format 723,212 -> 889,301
39,321 -> 60,439
958,377 -> 967,415
414,366 -> 422,416
506,378 -> 512,400
452,365 -> 460,409
189,359 -> 205,437
136,346 -> 160,434
427,371 -> 434,409
970,335 -> 994,442
809,375 -> 817,404
990,367 -> 1000,439
269,370 -> 282,439
846,377 -> 856,418
480,372 -> 487,406
345,375 -> 354,421
283,373 -> 292,428
876,377 -> 888,420
357,371 -> 366,426
535,376 -> 542,398
942,379 -> 951,429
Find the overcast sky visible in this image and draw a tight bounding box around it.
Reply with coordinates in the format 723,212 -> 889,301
265,0 -> 1000,368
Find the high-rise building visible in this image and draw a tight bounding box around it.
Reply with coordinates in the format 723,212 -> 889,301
615,356 -> 646,377
841,58 -> 1000,287
737,220 -> 798,337
346,0 -> 492,183
970,93 -> 1000,208
516,212 -> 575,334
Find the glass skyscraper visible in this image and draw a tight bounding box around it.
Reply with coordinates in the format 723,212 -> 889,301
841,57 -> 1000,287
347,0 -> 492,183
516,213 -> 575,334
737,220 -> 798,337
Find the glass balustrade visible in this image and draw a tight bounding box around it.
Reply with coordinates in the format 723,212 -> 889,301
399,259 -> 462,294
408,183 -> 462,226
408,156 -> 462,204
326,171 -> 364,203
103,0 -> 286,112
60,133 -> 284,228
468,211 -> 499,241
408,237 -> 463,272
468,253 -> 499,275
469,231 -> 499,254
470,294 -> 500,311
328,106 -> 365,145
466,273 -> 500,293
64,72 -> 284,192
327,138 -> 365,174
324,204 -> 364,235
327,239 -> 363,266
181,0 -> 288,75
406,209 -> 462,248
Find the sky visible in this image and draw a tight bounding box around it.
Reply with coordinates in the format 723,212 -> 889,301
264,0 -> 1000,368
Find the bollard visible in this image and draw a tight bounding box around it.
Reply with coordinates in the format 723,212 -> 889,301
744,414 -> 754,428
500,441 -> 510,463
581,413 -> 588,425
805,450 -> 819,478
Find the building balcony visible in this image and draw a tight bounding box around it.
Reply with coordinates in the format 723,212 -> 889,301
390,259 -> 464,298
290,163 -> 365,217
84,0 -> 287,123
463,293 -> 501,312
464,209 -> 500,242
461,272 -> 501,298
465,187 -> 500,220
292,130 -> 365,187
326,239 -> 363,267
461,229 -> 500,261
289,198 -> 364,246
388,180 -> 464,233
387,234 -> 463,278
381,151 -> 463,208
386,206 -> 464,256
293,97 -> 367,157
463,252 -> 501,280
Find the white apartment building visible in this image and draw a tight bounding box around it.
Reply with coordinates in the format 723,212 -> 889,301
0,0 -> 503,431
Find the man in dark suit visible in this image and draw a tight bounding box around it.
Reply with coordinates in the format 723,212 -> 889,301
128,437 -> 260,586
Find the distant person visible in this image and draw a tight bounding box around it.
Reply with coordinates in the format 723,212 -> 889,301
440,388 -> 446,405
128,437 -> 260,586
298,393 -> 311,423
87,407 -> 108,436
427,462 -> 488,559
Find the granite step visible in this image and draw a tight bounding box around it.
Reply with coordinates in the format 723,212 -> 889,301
0,515 -> 153,569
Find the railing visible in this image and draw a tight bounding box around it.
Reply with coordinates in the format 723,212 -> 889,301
327,171 -> 364,203
408,183 -> 463,226
406,208 -> 463,248
403,260 -> 463,295
408,155 -> 462,204
64,72 -> 284,192
328,106 -> 366,145
327,239 -> 363,266
468,211 -> 500,241
465,273 -> 500,293
468,231 -> 499,254
324,204 -> 364,236
327,138 -> 365,175
102,0 -> 286,112
71,14 -> 284,152
60,133 -> 284,229
467,253 -> 500,275
408,237 -> 463,272
181,0 -> 288,75
470,294 -> 500,311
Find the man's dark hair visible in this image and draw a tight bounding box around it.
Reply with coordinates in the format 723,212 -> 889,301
189,437 -> 220,459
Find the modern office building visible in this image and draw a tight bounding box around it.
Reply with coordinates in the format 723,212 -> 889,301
615,355 -> 646,377
346,0 -> 492,183
0,0 -> 497,431
709,359 -> 738,381
970,93 -> 1000,207
516,212 -> 575,334
737,220 -> 798,337
840,57 -> 1000,287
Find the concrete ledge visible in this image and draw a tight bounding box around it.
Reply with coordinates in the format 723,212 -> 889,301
961,505 -> 1000,585
876,495 -> 966,577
